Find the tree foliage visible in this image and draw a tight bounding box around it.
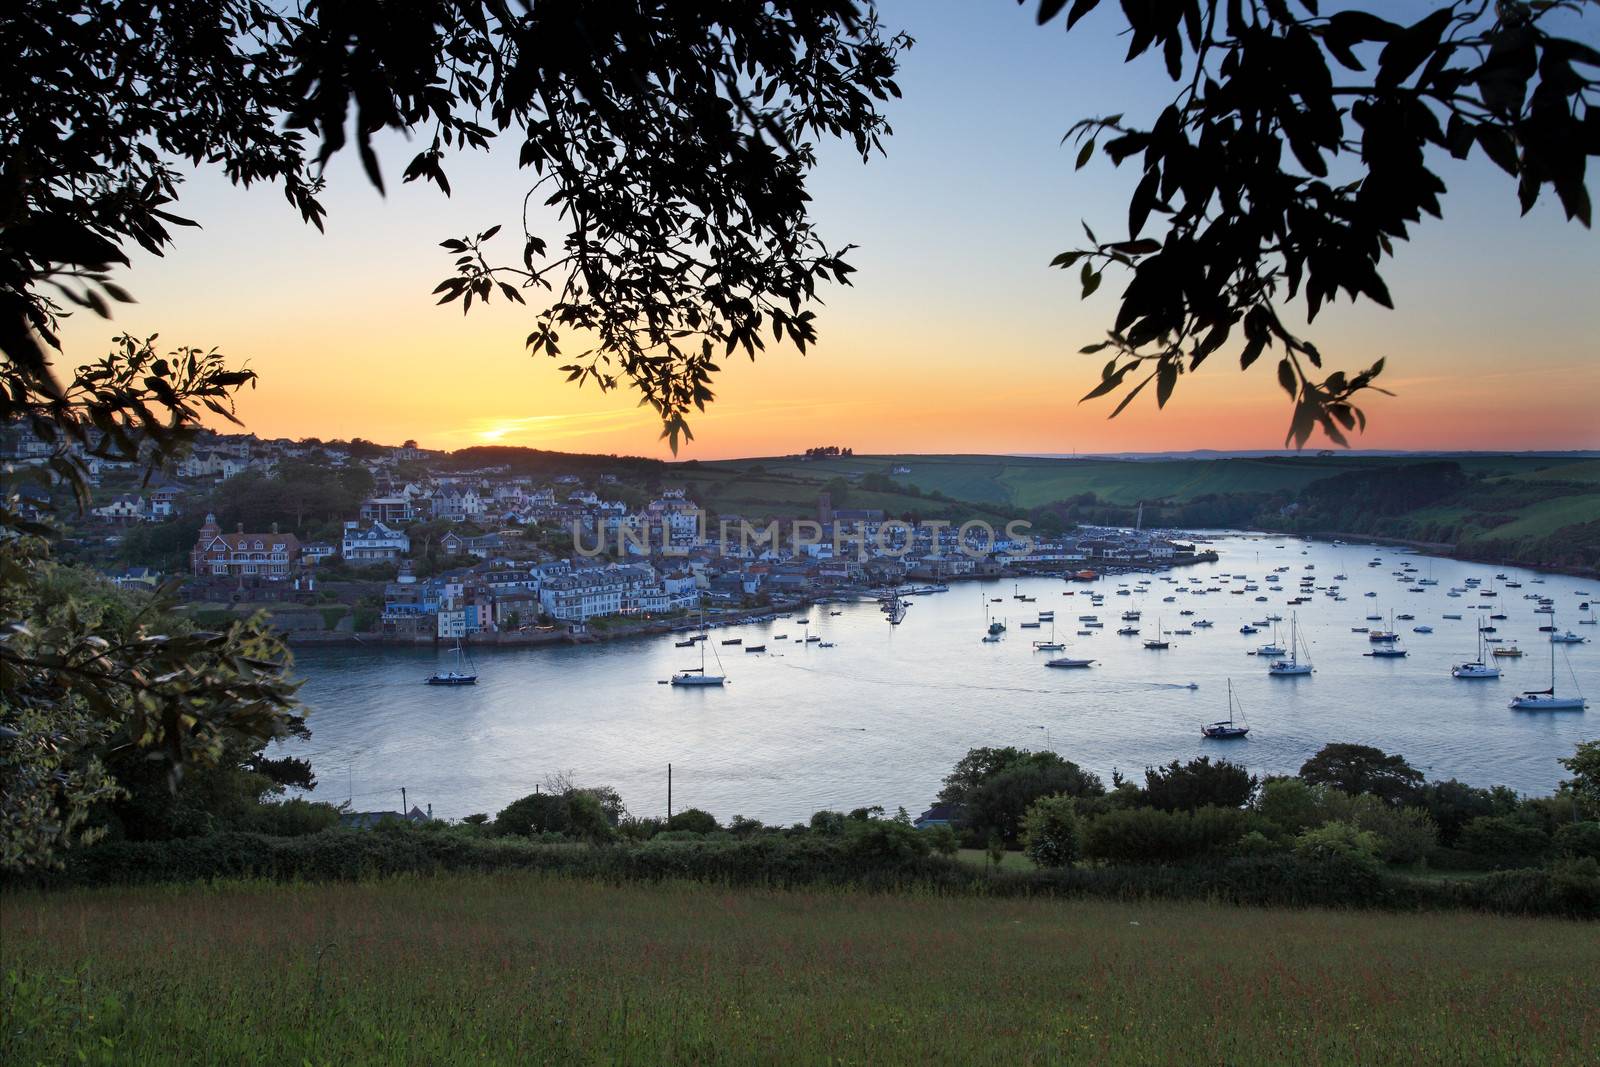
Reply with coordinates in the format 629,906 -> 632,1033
0,552 -> 302,870
1298,742 -> 1424,804
1037,0 -> 1599,445
3,0 -> 909,455
1021,794 -> 1082,868
1143,755 -> 1258,811
939,746 -> 1104,845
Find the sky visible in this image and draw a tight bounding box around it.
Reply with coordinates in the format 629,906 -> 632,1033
55,0 -> 1600,458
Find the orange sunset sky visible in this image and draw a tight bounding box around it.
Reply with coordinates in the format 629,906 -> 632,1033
53,0 -> 1600,459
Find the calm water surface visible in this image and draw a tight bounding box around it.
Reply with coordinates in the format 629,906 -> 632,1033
279,535 -> 1597,822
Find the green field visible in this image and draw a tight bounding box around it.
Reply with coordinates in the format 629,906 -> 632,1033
4,874 -> 1597,1065
704,453 -> 1597,510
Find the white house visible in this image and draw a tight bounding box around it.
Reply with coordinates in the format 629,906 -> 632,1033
341,521 -> 411,562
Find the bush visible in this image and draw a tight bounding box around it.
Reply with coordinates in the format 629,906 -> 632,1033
1021,795 -> 1081,869
1143,757 -> 1257,812
1255,777 -> 1321,837
1459,815 -> 1552,869
14,827 -> 1596,918
1294,821 -> 1381,864
566,791 -> 615,843
923,824 -> 959,857
245,799 -> 341,837
1553,821 -> 1600,861
493,793 -> 570,837
1339,794 -> 1438,866
1082,806 -> 1248,865
667,808 -> 720,834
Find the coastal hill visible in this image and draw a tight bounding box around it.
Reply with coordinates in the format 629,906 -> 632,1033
693,452 -> 1599,572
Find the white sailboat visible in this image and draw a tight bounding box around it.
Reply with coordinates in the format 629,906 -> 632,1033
1509,641 -> 1587,711
1267,613 -> 1313,675
1032,618 -> 1065,652
672,606 -> 726,686
1451,617 -> 1501,679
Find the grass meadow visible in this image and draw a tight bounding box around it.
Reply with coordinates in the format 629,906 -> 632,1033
4,873 -> 1596,1065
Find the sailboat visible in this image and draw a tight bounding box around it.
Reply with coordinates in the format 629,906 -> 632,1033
672,607 -> 727,686
1509,641 -> 1587,711
1267,613 -> 1313,675
424,638 -> 478,686
1032,618 -> 1065,652
1451,617 -> 1501,678
1142,616 -> 1169,650
1202,679 -> 1250,738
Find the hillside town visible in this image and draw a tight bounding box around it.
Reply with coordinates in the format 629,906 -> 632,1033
4,425 -> 1204,644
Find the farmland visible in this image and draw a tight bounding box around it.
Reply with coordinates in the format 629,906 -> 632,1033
4,873 -> 1597,1065
701,452 -> 1597,510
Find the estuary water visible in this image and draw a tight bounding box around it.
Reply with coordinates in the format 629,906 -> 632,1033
279,535 -> 1597,823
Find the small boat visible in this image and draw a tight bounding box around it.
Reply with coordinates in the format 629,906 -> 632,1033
1239,624 -> 1259,635
1412,625 -> 1433,634
805,635 -> 821,643
818,641 -> 834,648
1364,647 -> 1408,658
1193,619 -> 1214,628
424,639 -> 478,686
1202,680 -> 1250,739
1492,644 -> 1523,658
721,638 -> 742,646
675,639 -> 696,648
1046,656 -> 1095,668
829,610 -> 842,616
1443,613 -> 1463,620
774,634 -> 789,640
745,644 -> 766,653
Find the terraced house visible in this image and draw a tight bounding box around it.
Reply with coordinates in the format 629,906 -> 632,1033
538,563 -> 676,621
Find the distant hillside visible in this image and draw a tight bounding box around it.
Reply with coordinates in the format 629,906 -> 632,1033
703,453 -> 1596,509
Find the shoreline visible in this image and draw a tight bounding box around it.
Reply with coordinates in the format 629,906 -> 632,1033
284,553 -> 1224,649
1285,530 -> 1598,580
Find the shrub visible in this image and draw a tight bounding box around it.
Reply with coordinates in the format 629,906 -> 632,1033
1459,815 -> 1552,869
1143,756 -> 1256,812
1294,821 -> 1381,866
845,818 -> 931,862
667,808 -> 719,834
1021,795 -> 1081,869
1553,821 -> 1600,861
246,799 -> 341,837
809,810 -> 847,835
566,791 -> 615,843
1341,794 -> 1438,866
1255,777 -> 1320,837
1082,806 -> 1247,866
493,793 -> 570,837
923,824 -> 959,857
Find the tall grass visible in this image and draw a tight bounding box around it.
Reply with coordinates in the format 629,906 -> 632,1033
4,873 -> 1596,1064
